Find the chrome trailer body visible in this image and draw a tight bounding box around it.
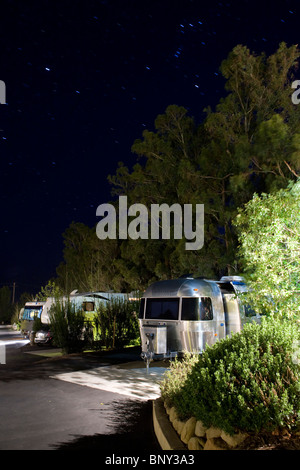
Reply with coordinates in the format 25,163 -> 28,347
139,276 -> 248,360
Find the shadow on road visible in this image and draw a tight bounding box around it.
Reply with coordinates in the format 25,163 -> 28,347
0,345 -> 144,381
50,399 -> 161,451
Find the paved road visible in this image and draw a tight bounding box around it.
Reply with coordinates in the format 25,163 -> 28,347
0,327 -> 163,451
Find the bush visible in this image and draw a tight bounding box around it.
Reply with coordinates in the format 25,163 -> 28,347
94,298 -> 140,349
49,299 -> 92,354
160,353 -> 199,407
160,318 -> 300,435
32,316 -> 43,333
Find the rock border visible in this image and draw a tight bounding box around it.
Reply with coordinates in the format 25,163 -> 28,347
152,398 -> 186,450
153,397 -> 300,451
153,397 -> 248,450
165,402 -> 249,450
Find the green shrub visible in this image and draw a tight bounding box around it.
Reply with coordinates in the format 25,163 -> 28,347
49,299 -> 92,353
160,353 -> 199,407
160,318 -> 300,435
94,298 -> 140,349
32,316 -> 43,333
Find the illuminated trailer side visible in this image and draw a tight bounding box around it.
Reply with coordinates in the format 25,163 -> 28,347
139,277 -> 228,360
139,276 -> 253,360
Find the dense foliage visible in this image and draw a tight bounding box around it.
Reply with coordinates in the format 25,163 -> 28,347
93,297 -> 140,349
234,180 -> 300,320
48,296 -> 140,353
160,318 -> 300,435
49,299 -> 92,354
53,43 -> 300,294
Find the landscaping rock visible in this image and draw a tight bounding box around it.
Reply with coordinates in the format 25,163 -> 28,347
169,407 -> 178,423
205,426 -> 222,439
181,417 -> 197,444
204,438 -> 229,450
220,430 -> 248,448
173,418 -> 185,436
188,436 -> 204,450
195,420 -> 208,437
162,400 -> 300,451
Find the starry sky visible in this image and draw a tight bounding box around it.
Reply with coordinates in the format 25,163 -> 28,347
0,0 -> 299,296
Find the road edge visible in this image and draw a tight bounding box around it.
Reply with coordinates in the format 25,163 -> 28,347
152,397 -> 186,451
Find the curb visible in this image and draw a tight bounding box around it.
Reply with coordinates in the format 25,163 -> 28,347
152,398 -> 186,451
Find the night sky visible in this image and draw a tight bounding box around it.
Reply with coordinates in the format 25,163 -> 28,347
0,0 -> 299,296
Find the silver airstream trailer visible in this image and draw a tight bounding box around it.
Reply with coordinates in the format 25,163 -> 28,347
139,276 -> 253,360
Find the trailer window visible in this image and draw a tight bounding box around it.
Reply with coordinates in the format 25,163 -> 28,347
181,297 -> 213,321
139,298 -> 145,319
22,307 -> 43,320
145,298 -> 179,320
82,301 -> 95,312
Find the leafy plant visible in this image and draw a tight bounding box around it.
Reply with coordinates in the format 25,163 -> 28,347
160,318 -> 300,435
94,297 -> 140,349
234,180 -> 300,320
160,353 -> 199,407
36,280 -> 62,301
55,43 -> 300,292
49,298 -> 92,353
32,316 -> 43,333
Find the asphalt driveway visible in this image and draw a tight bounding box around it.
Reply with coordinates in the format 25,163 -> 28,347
0,376 -> 159,451
0,334 -> 162,451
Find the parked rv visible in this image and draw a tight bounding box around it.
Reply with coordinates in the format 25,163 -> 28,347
20,301 -> 45,338
139,276 -> 260,360
19,291 -> 132,345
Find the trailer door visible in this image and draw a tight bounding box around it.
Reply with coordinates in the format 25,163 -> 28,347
222,293 -> 241,336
